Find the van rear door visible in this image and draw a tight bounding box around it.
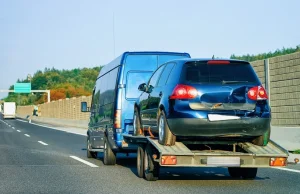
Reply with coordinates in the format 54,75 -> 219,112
120,53 -> 190,135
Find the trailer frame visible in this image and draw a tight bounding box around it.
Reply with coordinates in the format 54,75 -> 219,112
123,134 -> 289,181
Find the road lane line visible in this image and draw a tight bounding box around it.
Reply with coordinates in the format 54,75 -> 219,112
69,156 -> 98,167
38,141 -> 48,145
8,125 -> 11,127
12,127 -> 15,129
16,119 -> 27,123
275,167 -> 300,174
17,130 -> 21,132
15,118 -> 87,137
24,134 -> 30,137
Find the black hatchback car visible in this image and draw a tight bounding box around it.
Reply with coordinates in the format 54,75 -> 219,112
133,59 -> 271,146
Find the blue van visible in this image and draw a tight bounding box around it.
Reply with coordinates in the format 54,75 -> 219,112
81,51 -> 191,165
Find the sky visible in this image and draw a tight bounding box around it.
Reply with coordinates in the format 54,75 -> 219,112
0,0 -> 299,99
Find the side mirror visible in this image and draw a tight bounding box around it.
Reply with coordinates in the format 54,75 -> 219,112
138,83 -> 147,92
81,102 -> 90,112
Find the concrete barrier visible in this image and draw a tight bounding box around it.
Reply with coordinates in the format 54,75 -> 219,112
17,113 -> 88,129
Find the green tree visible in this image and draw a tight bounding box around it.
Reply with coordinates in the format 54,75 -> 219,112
230,45 -> 300,62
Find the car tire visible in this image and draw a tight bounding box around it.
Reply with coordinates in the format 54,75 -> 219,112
228,167 -> 242,178
144,144 -> 160,181
241,168 -> 257,180
137,145 -> 145,178
133,108 -> 143,136
103,138 -> 116,165
252,129 -> 270,146
158,111 -> 176,146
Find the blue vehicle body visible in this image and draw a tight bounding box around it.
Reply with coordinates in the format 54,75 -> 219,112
134,58 -> 271,146
86,51 -> 191,154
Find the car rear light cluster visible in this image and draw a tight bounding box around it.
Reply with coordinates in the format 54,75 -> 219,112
170,84 -> 198,99
247,86 -> 268,100
114,109 -> 121,129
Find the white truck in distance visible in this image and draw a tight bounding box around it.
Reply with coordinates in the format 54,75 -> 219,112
3,102 -> 16,119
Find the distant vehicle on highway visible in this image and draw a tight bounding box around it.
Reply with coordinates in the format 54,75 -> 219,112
3,102 -> 16,119
133,58 -> 271,146
81,51 -> 191,164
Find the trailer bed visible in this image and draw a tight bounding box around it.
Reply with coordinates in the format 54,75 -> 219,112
123,134 -> 289,167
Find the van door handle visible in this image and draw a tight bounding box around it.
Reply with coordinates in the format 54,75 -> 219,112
159,92 -> 162,97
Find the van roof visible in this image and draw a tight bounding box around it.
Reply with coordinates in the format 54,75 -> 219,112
98,51 -> 191,78
122,51 -> 190,55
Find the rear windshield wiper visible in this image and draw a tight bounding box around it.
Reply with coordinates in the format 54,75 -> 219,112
221,80 -> 249,84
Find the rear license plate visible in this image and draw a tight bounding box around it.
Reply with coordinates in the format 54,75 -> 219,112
208,114 -> 240,122
207,157 -> 240,167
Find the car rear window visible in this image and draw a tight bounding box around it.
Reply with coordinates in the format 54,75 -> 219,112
183,61 -> 260,84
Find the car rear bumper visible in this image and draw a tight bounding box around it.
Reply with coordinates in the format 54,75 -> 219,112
167,117 -> 270,137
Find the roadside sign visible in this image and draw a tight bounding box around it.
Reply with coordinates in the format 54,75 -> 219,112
14,83 -> 31,93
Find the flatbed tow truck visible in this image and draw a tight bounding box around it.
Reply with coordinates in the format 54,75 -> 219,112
123,134 -> 291,181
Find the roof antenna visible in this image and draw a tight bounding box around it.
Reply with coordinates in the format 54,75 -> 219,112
113,12 -> 115,57
212,55 -> 215,60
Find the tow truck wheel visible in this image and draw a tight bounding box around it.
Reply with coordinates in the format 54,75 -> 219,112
144,145 -> 160,181
228,167 -> 242,178
103,139 -> 116,165
137,146 -> 145,178
241,168 -> 257,180
87,139 -> 95,158
158,111 -> 176,146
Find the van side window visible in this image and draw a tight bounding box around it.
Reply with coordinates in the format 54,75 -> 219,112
103,67 -> 119,104
157,63 -> 175,86
90,89 -> 97,113
148,65 -> 165,87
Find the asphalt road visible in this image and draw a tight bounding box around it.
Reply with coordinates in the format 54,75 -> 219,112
1,115 -> 300,194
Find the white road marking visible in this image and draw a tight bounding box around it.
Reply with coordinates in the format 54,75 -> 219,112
24,134 -> 30,137
275,167 -> 300,174
12,127 -> 15,129
69,156 -> 98,167
17,130 -> 21,132
16,119 -> 27,123
8,125 -> 11,127
15,118 -> 87,136
38,141 -> 48,146
31,123 -> 87,136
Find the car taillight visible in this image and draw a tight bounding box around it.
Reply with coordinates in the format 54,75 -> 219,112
170,84 -> 197,99
248,86 -> 268,100
114,109 -> 121,129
